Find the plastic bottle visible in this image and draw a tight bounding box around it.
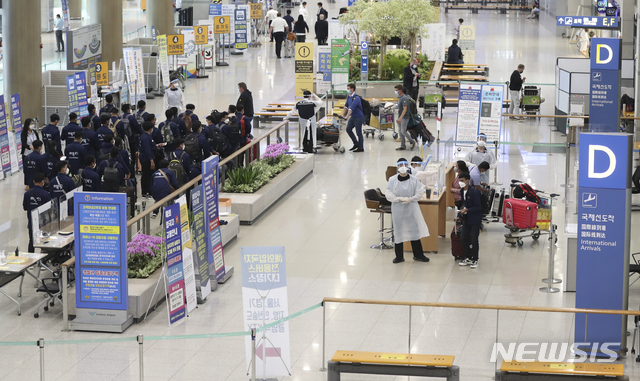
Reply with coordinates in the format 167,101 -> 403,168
433,184 -> 438,197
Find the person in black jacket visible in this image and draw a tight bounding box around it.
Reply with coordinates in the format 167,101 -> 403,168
23,172 -> 51,252
21,118 -> 39,188
446,39 -> 464,64
236,82 -> 254,122
458,172 -> 482,268
403,58 -> 421,101
293,15 -> 309,42
509,64 -> 526,120
315,14 -> 328,45
316,2 -> 328,20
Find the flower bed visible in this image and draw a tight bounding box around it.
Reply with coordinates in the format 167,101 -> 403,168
221,143 -> 295,194
127,234 -> 165,279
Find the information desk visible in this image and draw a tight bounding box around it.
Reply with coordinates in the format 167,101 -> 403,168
403,187 -> 448,253
0,253 -> 48,315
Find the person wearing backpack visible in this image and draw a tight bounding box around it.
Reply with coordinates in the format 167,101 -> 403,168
138,122 -> 157,198
158,109 -> 181,158
88,104 -> 101,131
42,140 -> 61,181
184,121 -> 212,164
151,159 -> 179,217
168,138 -> 191,187
98,148 -> 127,192
96,114 -> 115,146
99,94 -> 116,117
206,115 -> 231,157
98,135 -> 115,165
64,131 -> 87,176
82,156 -> 101,192
235,104 -> 252,147
61,112 -> 81,148
342,83 -> 365,153
136,100 -> 149,126
49,161 -> 76,216
24,172 -> 52,252
114,137 -> 133,177
41,113 -> 62,154
122,103 -> 142,154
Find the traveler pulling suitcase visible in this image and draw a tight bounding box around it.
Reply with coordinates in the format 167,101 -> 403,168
451,222 -> 465,260
407,120 -> 435,146
503,198 -> 538,229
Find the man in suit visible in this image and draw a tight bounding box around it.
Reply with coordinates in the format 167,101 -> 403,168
403,58 -> 421,101
316,2 -> 328,20
315,14 -> 328,45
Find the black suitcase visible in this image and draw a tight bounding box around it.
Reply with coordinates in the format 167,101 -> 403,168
120,185 -> 136,218
491,189 -> 505,218
481,187 -> 493,215
318,126 -> 339,144
451,223 -> 465,260
302,124 -> 314,153
407,120 -> 435,146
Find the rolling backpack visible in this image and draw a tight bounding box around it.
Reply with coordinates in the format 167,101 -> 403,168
161,122 -> 175,146
102,161 -> 120,192
169,152 -> 186,187
184,134 -> 201,162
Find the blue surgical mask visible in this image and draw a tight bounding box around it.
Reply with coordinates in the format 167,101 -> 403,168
394,91 -> 399,96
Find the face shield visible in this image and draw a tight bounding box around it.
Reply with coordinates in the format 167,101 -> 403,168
397,160 -> 410,174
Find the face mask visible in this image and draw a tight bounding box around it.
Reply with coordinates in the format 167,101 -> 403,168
398,166 -> 408,174
412,65 -> 417,69
394,91 -> 399,96
224,119 -> 230,124
459,181 -> 466,188
65,168 -> 70,175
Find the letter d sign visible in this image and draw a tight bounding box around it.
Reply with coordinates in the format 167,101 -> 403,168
579,133 -> 632,190
596,44 -> 613,64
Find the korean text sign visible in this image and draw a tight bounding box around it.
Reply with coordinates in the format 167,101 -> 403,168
202,155 -> 226,282
10,94 -> 23,170
165,203 -> 186,325
589,38 -> 621,132
74,192 -> 128,310
576,133 -> 632,351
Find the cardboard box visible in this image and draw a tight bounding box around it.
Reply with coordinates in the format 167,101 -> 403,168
220,198 -> 232,216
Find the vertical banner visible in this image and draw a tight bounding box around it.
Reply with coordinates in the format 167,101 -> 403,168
75,72 -> 89,118
589,38 -> 621,132
182,29 -> 197,78
234,8 -> 248,51
10,94 -> 23,170
123,47 -> 146,103
73,192 -> 129,327
66,74 -> 79,114
316,46 -> 332,95
331,39 -> 350,96
0,96 -> 11,175
459,25 -> 475,64
191,185 -> 211,300
178,195 -> 198,313
88,62 -> 98,104
164,203 -> 186,325
242,246 -> 291,377
222,4 -> 236,45
295,43 -> 314,97
157,35 -> 171,88
576,133 -> 632,353
151,25 -> 157,44
478,84 -> 504,142
360,41 -> 368,81
421,23 -> 446,61
454,83 -> 482,152
61,0 -> 71,30
202,155 -> 226,282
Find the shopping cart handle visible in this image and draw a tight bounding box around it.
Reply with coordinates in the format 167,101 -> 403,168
332,113 -> 346,120
549,193 -> 560,198
511,179 -> 521,184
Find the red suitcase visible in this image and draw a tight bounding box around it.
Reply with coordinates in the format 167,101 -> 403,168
503,198 -> 538,229
451,224 -> 465,260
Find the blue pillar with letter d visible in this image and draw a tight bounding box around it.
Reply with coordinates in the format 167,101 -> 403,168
589,38 -> 621,132
575,133 -> 632,355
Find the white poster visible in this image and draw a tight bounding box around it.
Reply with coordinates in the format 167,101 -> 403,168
328,20 -> 345,41
178,196 -> 198,314
123,47 -> 146,102
316,45 -> 331,94
479,85 -> 504,142
157,35 -> 171,88
182,29 -> 196,57
242,246 -> 291,378
422,23 -> 446,61
222,4 -> 236,45
455,83 -> 482,153
238,5 -> 252,46
7,132 -> 18,174
459,25 -> 475,65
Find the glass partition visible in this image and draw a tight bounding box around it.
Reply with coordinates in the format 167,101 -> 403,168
59,186 -> 82,232
30,198 -> 60,246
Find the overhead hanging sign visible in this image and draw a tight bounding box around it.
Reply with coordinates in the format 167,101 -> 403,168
164,203 -> 186,325
0,96 -> 10,175
167,34 -> 185,55
95,61 -> 109,86
191,185 -> 211,300
202,155 -> 227,282
295,43 -> 314,97
556,16 -> 619,29
454,83 -> 482,152
10,94 -> 23,170
214,16 -> 231,34
157,35 -> 171,88
178,195 -> 198,313
242,246 -> 291,378
195,25 -> 208,45
234,9 -> 248,51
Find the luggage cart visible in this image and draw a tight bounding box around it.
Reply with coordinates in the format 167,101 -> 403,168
313,114 -> 345,153
504,180 -> 552,247
364,103 -> 395,140
521,85 -> 541,119
421,85 -> 443,117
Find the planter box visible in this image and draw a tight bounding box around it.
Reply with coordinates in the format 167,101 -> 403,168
220,155 -> 315,224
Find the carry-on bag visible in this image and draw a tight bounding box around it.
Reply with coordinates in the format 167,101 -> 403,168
451,223 -> 465,259
491,189 -> 505,218
503,198 -> 538,229
407,120 -> 435,146
318,126 -> 339,144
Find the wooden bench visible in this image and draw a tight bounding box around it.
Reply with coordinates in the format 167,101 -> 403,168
262,107 -> 293,112
253,112 -> 296,129
268,102 -> 295,106
328,350 -> 460,381
443,63 -> 487,68
442,67 -> 487,74
496,361 -> 627,380
440,75 -> 488,82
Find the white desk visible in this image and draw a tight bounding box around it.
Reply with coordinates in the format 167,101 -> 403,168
0,253 -> 48,316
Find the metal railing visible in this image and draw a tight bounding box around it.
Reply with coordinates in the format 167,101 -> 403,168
123,26 -> 147,43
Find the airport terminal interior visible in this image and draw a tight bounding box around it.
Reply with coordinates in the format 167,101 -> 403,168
1,0 -> 640,380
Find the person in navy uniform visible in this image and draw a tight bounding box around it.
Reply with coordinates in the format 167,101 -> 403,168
114,137 -> 132,176
64,131 -> 87,175
49,161 -> 76,217
82,156 -> 101,192
87,104 -> 101,131
99,94 -> 115,116
42,140 -> 61,180
169,138 -> 193,183
41,113 -> 62,153
96,115 -> 115,145
138,122 -> 158,198
80,116 -> 100,156
121,103 -> 142,154
25,140 -> 47,188
458,172 -> 483,269
61,112 -> 81,147
151,159 -> 179,217
23,172 -> 51,252
159,109 -> 181,158
98,147 -> 128,185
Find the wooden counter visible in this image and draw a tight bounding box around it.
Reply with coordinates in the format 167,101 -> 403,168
445,165 -> 456,208
403,187 -> 447,253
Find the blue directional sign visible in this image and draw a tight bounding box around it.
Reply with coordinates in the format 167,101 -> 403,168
556,16 -> 619,29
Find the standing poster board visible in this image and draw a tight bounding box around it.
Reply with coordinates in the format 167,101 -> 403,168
167,34 -> 185,55
157,35 -> 171,88
123,47 -> 147,102
454,83 -> 482,153
331,39 -> 350,96
164,203 -> 187,325
191,185 -> 211,300
75,72 -> 89,118
72,192 -> 132,332
422,23 -> 446,61
316,46 -> 332,95
459,25 -> 475,65
88,62 -> 98,104
295,43 -> 314,97
61,0 -> 71,30
479,85 -> 504,142
202,155 -> 227,282
178,195 -> 198,313
0,96 -> 10,175
10,94 -> 23,170
234,9 -> 248,51
242,246 -> 291,377
66,24 -> 102,71
66,74 -> 79,114
222,5 -> 236,45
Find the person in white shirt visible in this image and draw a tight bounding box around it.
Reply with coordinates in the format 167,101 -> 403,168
164,79 -> 185,114
269,13 -> 289,59
265,7 -> 279,42
285,91 -> 323,153
54,14 -> 65,52
299,2 -> 309,23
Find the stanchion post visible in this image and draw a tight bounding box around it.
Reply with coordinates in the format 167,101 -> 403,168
320,301 -> 327,371
137,334 -> 144,381
38,338 -> 45,381
540,195 -> 561,293
251,328 -> 257,381
561,126 -> 573,189
62,265 -> 68,331
490,140 -> 502,186
285,121 -> 289,145
408,305 -> 412,354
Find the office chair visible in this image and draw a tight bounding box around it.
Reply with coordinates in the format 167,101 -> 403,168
364,189 -> 393,250
33,268 -> 74,318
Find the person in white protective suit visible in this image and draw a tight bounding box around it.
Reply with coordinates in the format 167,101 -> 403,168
465,139 -> 496,185
164,79 -> 185,114
285,90 -> 323,153
385,158 -> 431,264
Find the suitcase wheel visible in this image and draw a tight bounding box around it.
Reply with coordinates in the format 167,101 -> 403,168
378,133 -> 384,141
517,239 -> 524,247
392,132 -> 399,139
